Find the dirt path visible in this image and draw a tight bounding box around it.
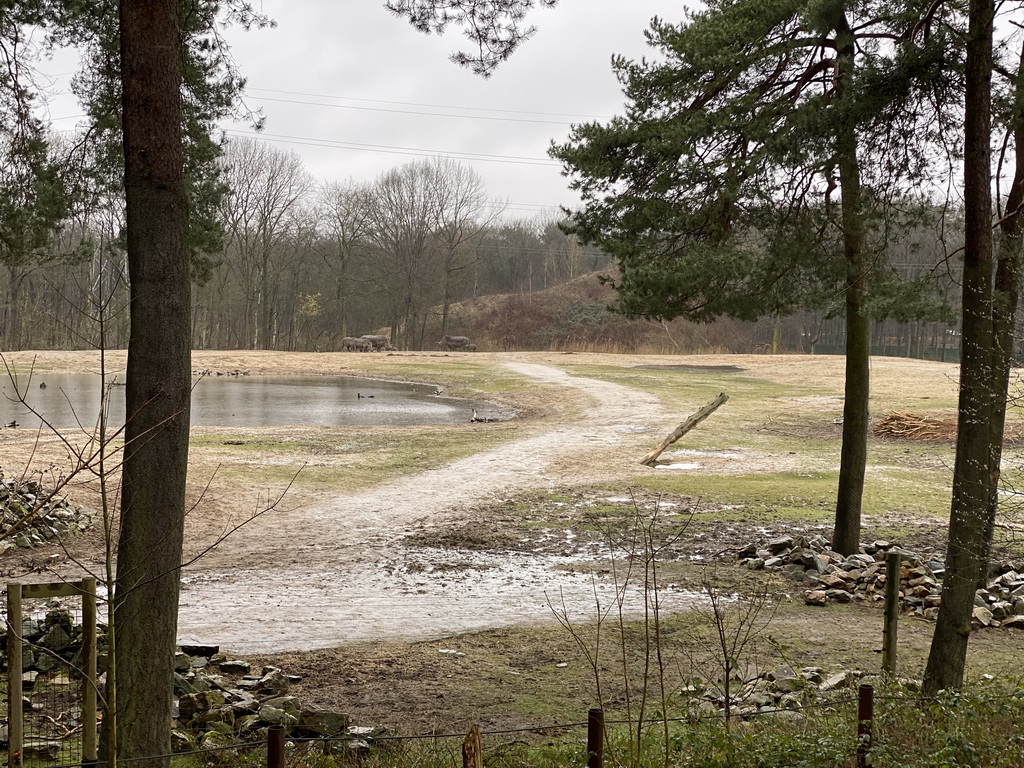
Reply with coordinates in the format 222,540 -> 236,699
177,362 -> 674,653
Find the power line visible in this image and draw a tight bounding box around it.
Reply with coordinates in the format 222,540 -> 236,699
247,86 -> 611,121
248,95 -> 576,126
224,128 -> 561,166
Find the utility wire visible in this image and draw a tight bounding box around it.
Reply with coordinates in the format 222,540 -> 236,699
246,86 -> 612,121
248,95 -> 576,125
223,129 -> 561,166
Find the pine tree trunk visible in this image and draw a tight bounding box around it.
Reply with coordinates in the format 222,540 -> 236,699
114,2 -> 190,765
831,10 -> 869,556
924,0 -> 995,695
979,39 -> 1024,584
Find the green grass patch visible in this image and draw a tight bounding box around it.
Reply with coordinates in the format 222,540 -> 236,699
192,423 -> 524,494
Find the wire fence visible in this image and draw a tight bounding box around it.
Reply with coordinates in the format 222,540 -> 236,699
4,579 -> 98,768
26,684 -> 1024,768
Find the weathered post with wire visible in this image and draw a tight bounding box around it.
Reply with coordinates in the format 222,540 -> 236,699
882,551 -> 901,673
268,724 -> 286,768
856,684 -> 874,768
587,708 -> 604,768
462,723 -> 483,768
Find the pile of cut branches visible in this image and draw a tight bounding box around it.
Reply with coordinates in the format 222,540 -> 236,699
872,412 -> 956,442
873,411 -> 1024,444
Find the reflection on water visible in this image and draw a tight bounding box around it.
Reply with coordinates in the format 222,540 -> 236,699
0,374 -> 503,429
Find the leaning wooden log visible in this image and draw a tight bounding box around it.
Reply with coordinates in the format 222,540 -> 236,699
640,392 -> 729,466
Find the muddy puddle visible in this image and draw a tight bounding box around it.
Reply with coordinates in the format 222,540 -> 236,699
177,547 -> 711,653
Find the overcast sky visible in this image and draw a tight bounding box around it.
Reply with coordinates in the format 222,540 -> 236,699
42,1 -> 689,222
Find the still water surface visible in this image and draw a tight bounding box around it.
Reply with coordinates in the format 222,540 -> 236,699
0,374 -> 501,429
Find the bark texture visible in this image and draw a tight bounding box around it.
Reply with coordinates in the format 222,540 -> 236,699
114,1 -> 191,764
923,0 -> 995,695
832,10 -> 869,557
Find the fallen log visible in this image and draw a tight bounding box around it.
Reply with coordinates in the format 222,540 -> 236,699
640,392 -> 729,466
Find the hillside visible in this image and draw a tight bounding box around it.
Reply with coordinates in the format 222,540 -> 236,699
443,271 -> 768,354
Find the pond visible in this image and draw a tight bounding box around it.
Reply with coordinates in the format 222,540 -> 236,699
0,374 -> 507,429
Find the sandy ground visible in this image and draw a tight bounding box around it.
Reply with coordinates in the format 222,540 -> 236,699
0,350 -> 963,655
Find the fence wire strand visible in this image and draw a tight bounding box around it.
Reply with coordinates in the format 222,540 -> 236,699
21,686 -> 1024,768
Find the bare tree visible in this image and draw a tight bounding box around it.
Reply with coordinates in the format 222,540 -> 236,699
364,159 -> 443,348
317,179 -> 373,340
427,157 -> 502,339
213,137 -> 312,349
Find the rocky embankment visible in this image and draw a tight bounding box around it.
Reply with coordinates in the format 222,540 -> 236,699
737,534 -> 1024,629
0,473 -> 94,552
8,605 -> 370,756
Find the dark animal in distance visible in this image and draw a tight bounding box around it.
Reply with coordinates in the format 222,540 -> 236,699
359,334 -> 393,351
341,336 -> 372,352
439,335 -> 473,351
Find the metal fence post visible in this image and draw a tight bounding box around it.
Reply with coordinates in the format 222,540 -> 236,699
7,582 -> 23,768
81,577 -> 98,765
882,551 -> 900,674
587,708 -> 603,768
268,724 -> 286,768
857,683 -> 874,768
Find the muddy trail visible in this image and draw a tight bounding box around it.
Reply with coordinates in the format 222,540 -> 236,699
176,363 -> 679,653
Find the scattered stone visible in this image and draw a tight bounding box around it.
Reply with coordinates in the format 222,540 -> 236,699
298,708 -> 349,737
819,672 -> 850,692
972,606 -> 994,627
22,741 -> 60,760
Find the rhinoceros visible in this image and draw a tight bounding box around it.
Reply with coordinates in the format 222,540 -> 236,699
439,335 -> 471,350
342,336 -> 371,352
359,334 -> 392,351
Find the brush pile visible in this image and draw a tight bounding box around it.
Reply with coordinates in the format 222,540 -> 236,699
871,411 -> 956,442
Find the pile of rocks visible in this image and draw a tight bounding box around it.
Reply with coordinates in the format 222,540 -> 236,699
171,645 -> 368,751
735,534 -> 1024,629
685,665 -> 875,721
0,473 -> 95,552
5,607 -> 366,754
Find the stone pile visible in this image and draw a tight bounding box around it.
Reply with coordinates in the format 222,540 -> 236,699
684,665 -> 875,721
0,473 -> 94,551
735,534 -> 1024,629
171,645 -> 363,751
10,602 -> 86,673
4,609 -> 366,754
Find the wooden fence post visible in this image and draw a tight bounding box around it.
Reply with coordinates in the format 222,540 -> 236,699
587,708 -> 603,768
882,551 -> 900,674
857,684 -> 874,768
462,723 -> 483,768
